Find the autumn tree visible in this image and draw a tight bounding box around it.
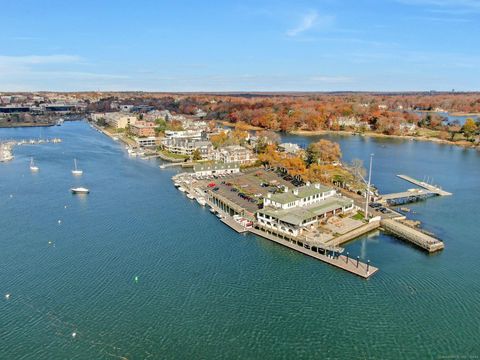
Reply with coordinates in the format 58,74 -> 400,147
306,139 -> 342,165
462,118 -> 478,139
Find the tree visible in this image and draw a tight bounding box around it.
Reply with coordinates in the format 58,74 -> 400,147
462,118 -> 478,139
192,149 -> 202,161
306,139 -> 342,165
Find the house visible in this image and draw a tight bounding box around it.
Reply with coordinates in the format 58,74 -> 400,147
256,184 -> 354,236
399,122 -> 417,133
193,162 -> 240,177
278,142 -> 301,154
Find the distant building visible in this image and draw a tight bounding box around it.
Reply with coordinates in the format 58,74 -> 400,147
214,145 -> 256,164
98,112 -> 137,129
135,136 -> 158,148
161,138 -> 214,159
193,162 -> 240,177
279,143 -> 301,154
130,120 -> 156,137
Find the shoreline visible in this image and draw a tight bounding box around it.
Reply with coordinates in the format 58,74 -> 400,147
290,130 -> 479,149
0,122 -> 54,129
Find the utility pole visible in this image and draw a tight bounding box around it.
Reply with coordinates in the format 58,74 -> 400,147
364,153 -> 374,220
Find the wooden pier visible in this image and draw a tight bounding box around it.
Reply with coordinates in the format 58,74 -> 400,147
381,218 -> 444,252
397,175 -> 452,196
249,227 -> 378,279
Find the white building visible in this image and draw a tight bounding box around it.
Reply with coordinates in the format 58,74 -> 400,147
193,162 -> 240,177
135,137 -> 157,148
257,184 -> 354,237
279,143 -> 301,154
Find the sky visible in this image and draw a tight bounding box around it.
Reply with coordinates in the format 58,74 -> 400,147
0,0 -> 479,92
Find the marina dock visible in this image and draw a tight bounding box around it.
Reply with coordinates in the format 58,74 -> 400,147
397,174 -> 452,196
249,227 -> 378,278
381,218 -> 444,252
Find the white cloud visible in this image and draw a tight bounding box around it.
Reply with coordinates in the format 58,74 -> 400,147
0,54 -> 82,65
286,11 -> 334,37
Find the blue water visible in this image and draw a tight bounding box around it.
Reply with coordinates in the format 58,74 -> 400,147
1,122 -> 479,359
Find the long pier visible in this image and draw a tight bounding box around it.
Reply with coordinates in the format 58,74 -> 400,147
381,218 -> 444,252
397,175 -> 452,196
249,227 -> 378,278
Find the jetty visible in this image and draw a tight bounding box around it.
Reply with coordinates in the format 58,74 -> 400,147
397,174 -> 452,196
381,218 -> 444,252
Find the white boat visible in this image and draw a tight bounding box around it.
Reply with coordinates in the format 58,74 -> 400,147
71,159 -> 83,176
187,193 -> 195,200
196,197 -> 206,206
113,137 -> 119,141
178,187 -> 186,192
30,157 -> 39,172
209,207 -> 217,214
71,187 -> 89,194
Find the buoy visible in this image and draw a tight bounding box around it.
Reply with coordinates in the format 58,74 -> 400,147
71,332 -> 77,338
58,220 -> 62,224
48,240 -> 53,245
64,205 -> 67,209
5,293 -> 10,300
134,276 -> 139,283
9,194 -> 13,198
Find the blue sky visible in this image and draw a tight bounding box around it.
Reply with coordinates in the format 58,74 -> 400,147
1,0 -> 479,92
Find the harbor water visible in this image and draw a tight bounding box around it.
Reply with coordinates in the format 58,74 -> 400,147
1,122 -> 479,359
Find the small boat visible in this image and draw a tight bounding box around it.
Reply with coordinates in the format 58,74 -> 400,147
216,213 -> 224,219
113,136 -> 119,141
209,207 -> 217,214
196,197 -> 206,206
71,159 -> 83,176
186,193 -> 195,200
71,187 -> 89,194
173,182 -> 180,187
30,157 -> 39,172
178,187 -> 186,192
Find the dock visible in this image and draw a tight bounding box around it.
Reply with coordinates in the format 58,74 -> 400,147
249,227 -> 378,278
381,218 -> 444,252
397,175 -> 452,196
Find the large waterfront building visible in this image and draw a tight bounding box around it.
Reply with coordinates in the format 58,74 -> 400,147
161,138 -> 213,159
214,145 -> 256,165
129,120 -> 156,137
257,184 -> 354,236
135,136 -> 158,148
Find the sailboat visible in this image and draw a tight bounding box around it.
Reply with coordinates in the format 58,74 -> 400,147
71,158 -> 83,176
30,157 -> 39,172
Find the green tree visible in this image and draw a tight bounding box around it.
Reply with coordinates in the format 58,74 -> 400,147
192,149 -> 202,161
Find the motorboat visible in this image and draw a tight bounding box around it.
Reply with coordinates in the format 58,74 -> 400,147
71,187 -> 90,194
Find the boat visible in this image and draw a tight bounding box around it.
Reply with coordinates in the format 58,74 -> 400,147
178,186 -> 186,192
30,157 -> 39,172
71,187 -> 89,194
71,159 -> 83,176
186,193 -> 195,200
216,213 -> 224,219
173,182 -> 180,187
196,197 -> 206,206
56,118 -> 64,126
113,136 -> 119,141
209,207 -> 217,214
